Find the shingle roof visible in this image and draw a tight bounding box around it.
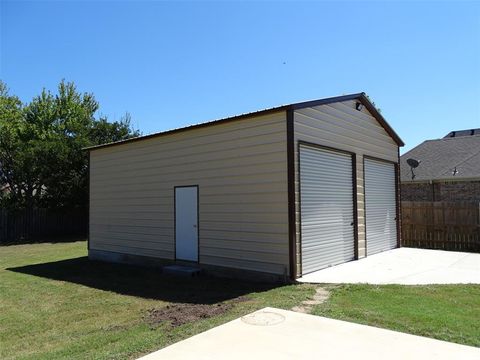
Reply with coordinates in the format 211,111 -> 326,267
444,128 -> 480,138
85,92 -> 404,151
400,135 -> 480,182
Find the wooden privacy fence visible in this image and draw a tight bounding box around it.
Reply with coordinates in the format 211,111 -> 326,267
0,208 -> 87,244
401,201 -> 480,252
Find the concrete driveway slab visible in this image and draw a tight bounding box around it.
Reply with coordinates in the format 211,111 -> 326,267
298,248 -> 480,284
138,307 -> 480,360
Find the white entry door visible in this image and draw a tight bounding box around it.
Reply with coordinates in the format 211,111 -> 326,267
299,145 -> 355,274
364,159 -> 398,256
175,186 -> 198,261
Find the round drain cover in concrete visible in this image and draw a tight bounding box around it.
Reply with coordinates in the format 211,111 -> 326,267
241,311 -> 285,326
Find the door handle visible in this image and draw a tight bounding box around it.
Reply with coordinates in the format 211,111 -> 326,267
350,222 -> 354,226
193,224 -> 197,228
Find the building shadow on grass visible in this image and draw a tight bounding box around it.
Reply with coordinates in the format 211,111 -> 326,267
7,257 -> 279,304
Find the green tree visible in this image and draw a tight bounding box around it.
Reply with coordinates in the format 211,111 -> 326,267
0,80 -> 140,211
0,82 -> 24,207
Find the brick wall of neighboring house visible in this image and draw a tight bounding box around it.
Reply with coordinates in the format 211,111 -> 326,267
401,180 -> 480,202
401,182 -> 435,201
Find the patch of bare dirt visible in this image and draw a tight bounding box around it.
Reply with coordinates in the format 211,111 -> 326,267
145,296 -> 249,328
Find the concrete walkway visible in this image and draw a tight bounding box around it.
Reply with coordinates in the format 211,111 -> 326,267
298,248 -> 480,285
138,307 -> 480,360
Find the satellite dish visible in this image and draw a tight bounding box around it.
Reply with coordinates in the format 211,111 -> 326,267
407,158 -> 420,168
406,158 -> 420,180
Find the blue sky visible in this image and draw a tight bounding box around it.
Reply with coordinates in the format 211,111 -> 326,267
1,1 -> 479,152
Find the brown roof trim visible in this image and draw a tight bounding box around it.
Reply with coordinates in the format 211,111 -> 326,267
84,107 -> 288,151
84,92 -> 404,151
288,92 -> 362,110
356,93 -> 405,147
289,93 -> 404,146
286,109 -> 296,280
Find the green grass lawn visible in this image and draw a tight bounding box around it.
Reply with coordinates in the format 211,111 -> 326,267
312,284 -> 480,347
0,241 -> 315,360
1,242 -> 479,359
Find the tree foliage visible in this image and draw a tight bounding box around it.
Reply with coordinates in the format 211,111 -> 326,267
0,80 -> 140,210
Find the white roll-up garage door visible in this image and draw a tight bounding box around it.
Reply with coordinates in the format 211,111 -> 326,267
364,158 -> 398,256
299,144 -> 355,274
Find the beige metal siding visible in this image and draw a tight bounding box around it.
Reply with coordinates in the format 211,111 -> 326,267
294,100 -> 398,276
90,111 -> 289,275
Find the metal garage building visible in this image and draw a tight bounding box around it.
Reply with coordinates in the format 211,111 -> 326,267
86,93 -> 404,280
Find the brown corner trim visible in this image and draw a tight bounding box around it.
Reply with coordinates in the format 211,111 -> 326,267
286,109 -> 297,280
295,141 -> 303,277
396,149 -> 402,248
87,152 -> 91,251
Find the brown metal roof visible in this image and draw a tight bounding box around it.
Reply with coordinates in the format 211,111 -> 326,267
85,92 -> 404,151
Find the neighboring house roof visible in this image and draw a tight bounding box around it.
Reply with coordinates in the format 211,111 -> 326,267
400,134 -> 480,182
444,128 -> 480,138
84,92 -> 404,151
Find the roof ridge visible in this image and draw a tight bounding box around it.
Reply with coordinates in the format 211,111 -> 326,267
85,92 -> 404,150
424,134 -> 480,143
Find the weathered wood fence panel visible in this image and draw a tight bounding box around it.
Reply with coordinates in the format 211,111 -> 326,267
401,201 -> 480,252
0,208 -> 87,244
